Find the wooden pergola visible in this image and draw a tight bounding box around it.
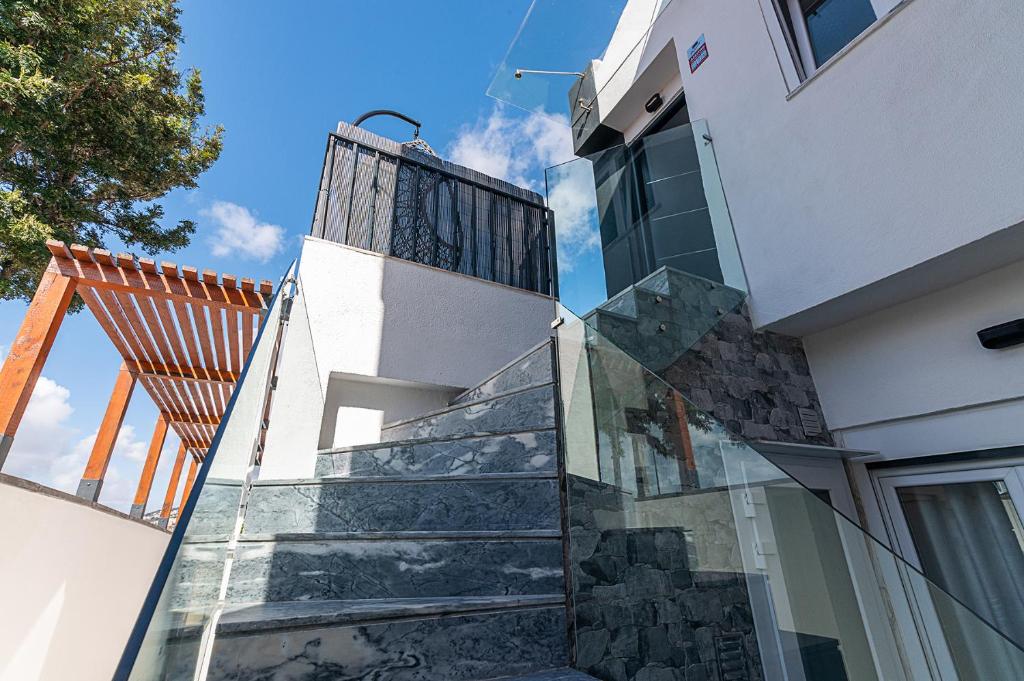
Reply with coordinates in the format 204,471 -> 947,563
0,241 -> 273,524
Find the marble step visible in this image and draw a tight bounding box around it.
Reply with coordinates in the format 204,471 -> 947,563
244,474 -> 561,535
481,669 -> 600,680
315,429 -> 557,479
597,287 -> 640,319
207,596 -> 568,681
381,383 -> 556,442
451,342 -> 553,405
226,534 -> 565,603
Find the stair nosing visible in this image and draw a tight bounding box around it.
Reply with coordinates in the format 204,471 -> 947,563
591,307 -> 639,323
236,529 -> 563,543
380,382 -> 554,432
216,594 -> 567,636
316,426 -> 556,456
448,340 -> 552,406
255,471 -> 558,486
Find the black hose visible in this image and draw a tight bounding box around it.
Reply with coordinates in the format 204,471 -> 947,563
352,109 -> 422,137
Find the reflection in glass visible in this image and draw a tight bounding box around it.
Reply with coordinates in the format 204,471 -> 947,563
546,119 -> 746,305
803,0 -> 875,65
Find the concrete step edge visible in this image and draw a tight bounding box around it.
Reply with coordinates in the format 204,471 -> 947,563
216,594 -> 567,636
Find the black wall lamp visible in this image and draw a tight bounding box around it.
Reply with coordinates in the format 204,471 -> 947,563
645,92 -> 664,114
977,318 -> 1024,349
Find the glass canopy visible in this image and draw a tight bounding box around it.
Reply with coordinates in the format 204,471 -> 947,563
487,0 -> 675,119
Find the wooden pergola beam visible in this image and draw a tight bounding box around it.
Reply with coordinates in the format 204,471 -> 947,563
0,266 -> 77,470
129,359 -> 239,384
162,412 -> 221,426
129,414 -> 169,518
178,437 -> 213,450
45,241 -> 271,312
77,363 -> 136,502
158,442 -> 187,529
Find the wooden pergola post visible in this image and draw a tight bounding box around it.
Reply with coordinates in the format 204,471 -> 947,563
158,442 -> 188,529
129,414 -> 169,518
77,362 -> 137,501
0,265 -> 77,470
179,455 -> 199,514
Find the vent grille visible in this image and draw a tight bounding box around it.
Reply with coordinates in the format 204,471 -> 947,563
798,407 -> 823,437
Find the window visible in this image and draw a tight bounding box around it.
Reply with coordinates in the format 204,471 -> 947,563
778,0 -> 877,76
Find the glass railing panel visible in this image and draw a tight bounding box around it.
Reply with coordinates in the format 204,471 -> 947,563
114,264 -> 297,681
546,119 -> 746,314
556,304 -> 1024,681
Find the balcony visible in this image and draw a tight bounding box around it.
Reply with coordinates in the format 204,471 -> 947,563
311,122 -> 557,297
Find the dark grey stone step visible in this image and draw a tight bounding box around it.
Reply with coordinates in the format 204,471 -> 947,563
481,669 -> 600,680
239,529 -> 562,542
597,287 -> 639,319
452,342 -> 553,405
226,535 -> 565,603
207,596 -> 568,681
315,429 -> 557,479
381,384 -> 555,442
244,476 -> 561,534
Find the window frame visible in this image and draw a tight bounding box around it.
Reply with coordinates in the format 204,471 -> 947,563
759,0 -> 910,91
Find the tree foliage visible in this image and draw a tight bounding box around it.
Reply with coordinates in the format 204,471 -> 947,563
0,0 -> 222,304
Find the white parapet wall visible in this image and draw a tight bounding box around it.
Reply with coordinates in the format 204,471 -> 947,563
0,475 -> 169,681
260,237 -> 555,479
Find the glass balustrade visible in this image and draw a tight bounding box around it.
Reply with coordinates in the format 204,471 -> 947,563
547,119 -> 745,311
554,303 -> 1024,680
113,262 -> 324,681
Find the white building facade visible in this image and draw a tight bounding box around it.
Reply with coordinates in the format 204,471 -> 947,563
535,0 -> 1024,678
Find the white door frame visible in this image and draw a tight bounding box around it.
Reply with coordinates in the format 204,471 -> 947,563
874,459 -> 1024,680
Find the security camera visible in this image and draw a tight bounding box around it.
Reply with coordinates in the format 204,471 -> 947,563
514,70 -> 523,79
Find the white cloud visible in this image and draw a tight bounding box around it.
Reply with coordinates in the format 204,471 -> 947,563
4,377 -> 151,513
447,105 -> 575,191
202,201 -> 284,262
448,105 -> 600,270
4,377 -> 77,485
546,162 -> 601,272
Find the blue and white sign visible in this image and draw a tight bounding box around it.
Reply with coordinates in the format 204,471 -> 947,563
688,34 -> 709,73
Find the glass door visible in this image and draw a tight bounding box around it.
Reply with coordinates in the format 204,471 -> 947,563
877,464 -> 1024,680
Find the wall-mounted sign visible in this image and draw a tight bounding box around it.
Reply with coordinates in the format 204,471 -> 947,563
688,34 -> 709,73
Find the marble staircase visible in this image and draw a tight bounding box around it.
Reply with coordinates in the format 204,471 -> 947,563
206,342 -> 587,680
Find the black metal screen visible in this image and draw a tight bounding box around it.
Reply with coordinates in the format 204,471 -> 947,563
311,127 -> 556,296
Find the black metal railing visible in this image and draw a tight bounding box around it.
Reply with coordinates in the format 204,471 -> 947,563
311,123 -> 557,296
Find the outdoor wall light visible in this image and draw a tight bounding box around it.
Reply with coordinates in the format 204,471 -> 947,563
977,318 -> 1024,349
645,92 -> 664,113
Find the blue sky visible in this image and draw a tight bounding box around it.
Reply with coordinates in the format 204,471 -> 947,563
0,0 -> 609,513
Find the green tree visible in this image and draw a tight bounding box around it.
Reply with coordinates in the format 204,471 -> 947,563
0,0 -> 222,304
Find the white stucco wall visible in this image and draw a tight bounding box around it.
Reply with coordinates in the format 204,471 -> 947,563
259,238 -> 554,478
0,477 -> 168,681
803,260 -> 1024,460
587,0 -> 1024,332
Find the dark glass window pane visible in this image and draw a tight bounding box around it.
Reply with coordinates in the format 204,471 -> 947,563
803,0 -> 876,65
